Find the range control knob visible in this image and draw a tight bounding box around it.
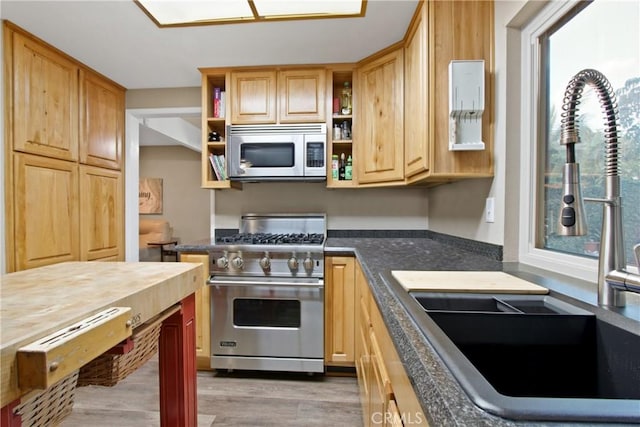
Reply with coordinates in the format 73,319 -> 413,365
303,253 -> 314,272
216,252 -> 229,269
231,252 -> 244,270
259,252 -> 271,270
288,255 -> 299,271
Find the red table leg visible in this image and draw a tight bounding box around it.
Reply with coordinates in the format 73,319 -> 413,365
159,293 -> 197,427
0,400 -> 21,427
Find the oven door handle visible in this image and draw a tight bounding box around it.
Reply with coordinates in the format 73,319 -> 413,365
208,279 -> 324,288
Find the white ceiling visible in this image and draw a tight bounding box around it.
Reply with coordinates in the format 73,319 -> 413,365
1,0 -> 418,150
1,0 -> 419,90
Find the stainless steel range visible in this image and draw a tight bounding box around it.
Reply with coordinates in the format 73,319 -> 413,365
207,213 -> 325,373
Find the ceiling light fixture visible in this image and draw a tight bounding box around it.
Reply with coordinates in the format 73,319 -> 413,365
135,0 -> 366,27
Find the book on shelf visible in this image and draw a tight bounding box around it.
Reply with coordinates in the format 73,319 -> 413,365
213,88 -> 226,119
208,153 -> 227,181
219,91 -> 226,119
215,154 -> 227,180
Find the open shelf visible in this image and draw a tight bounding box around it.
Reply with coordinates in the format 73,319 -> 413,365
327,67 -> 355,187
201,70 -> 231,189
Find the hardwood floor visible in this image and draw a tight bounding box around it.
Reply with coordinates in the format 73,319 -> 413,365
60,356 -> 363,427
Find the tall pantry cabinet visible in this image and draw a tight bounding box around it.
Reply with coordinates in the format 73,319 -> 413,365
3,22 -> 125,272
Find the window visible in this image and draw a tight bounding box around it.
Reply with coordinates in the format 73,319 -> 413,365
521,0 -> 639,277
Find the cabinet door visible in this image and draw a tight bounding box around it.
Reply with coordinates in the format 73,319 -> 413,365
80,69 -> 124,170
355,261 -> 370,364
387,400 -> 405,427
404,1 -> 429,178
325,256 -> 356,365
430,0 -> 494,177
13,153 -> 79,271
356,48 -> 405,184
278,69 -> 326,123
12,32 -> 79,161
230,70 -> 277,124
370,330 -> 393,426
356,262 -> 372,425
79,165 -> 123,261
179,253 -> 211,370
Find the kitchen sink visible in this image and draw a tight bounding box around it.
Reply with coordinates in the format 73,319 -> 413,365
411,293 -> 584,315
400,292 -> 640,422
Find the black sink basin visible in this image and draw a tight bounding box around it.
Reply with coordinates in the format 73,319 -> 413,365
411,293 -> 582,315
428,312 -> 639,400
401,292 -> 640,422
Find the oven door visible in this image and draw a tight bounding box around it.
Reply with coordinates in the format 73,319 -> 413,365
209,276 -> 324,362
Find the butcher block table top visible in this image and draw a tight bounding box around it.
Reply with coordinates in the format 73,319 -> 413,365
0,261 -> 203,407
391,270 -> 549,294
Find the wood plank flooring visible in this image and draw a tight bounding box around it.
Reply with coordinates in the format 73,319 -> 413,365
60,356 -> 363,427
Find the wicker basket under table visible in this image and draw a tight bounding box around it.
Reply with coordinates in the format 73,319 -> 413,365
77,315 -> 163,387
13,370 -> 79,427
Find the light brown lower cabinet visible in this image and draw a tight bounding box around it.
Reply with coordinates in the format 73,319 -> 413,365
355,260 -> 428,426
179,253 -> 212,370
325,256 -> 356,366
387,400 -> 406,427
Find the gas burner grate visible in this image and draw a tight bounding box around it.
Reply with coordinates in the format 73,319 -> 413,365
217,232 -> 325,245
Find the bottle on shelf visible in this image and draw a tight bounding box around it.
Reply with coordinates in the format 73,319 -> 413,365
333,123 -> 341,141
341,121 -> 351,140
332,154 -> 339,180
339,153 -> 346,180
341,82 -> 352,115
345,155 -> 353,181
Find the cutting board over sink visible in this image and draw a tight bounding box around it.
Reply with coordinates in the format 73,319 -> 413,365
391,271 -> 548,294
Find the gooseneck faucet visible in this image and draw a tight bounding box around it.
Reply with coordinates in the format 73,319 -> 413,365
557,69 -> 640,307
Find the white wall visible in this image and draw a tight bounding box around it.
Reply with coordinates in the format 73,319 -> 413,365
139,146 -> 210,243
427,0 -> 537,253
215,183 -> 429,231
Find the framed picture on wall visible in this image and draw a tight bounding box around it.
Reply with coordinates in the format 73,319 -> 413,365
139,178 -> 163,214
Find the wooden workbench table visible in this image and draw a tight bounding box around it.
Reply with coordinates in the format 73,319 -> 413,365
0,261 -> 203,426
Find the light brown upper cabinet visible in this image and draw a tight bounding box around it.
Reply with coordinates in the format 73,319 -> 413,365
355,46 -> 405,185
230,70 -> 277,124
11,31 -> 79,162
403,1 -> 429,178
278,69 -> 326,123
404,0 -> 494,185
80,69 -> 125,170
4,22 -> 125,272
230,68 -> 326,124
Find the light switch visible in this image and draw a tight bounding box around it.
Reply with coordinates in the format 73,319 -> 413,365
485,197 -> 495,223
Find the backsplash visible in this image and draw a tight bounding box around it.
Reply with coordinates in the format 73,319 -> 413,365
213,182 -> 429,230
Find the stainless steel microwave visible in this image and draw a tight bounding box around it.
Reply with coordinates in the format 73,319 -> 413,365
227,124 -> 326,182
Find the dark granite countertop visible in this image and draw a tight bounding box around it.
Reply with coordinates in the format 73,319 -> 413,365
178,236 -> 638,426
325,237 -> 639,427
326,238 -> 519,427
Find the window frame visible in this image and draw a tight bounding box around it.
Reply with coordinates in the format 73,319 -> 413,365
518,0 -> 601,282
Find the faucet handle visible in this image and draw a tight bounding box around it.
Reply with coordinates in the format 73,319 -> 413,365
635,243 -> 640,268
